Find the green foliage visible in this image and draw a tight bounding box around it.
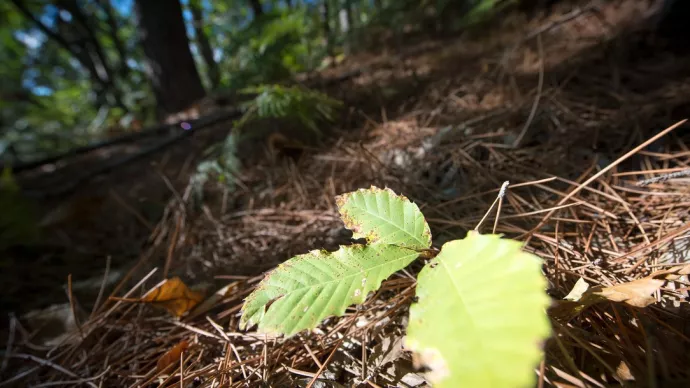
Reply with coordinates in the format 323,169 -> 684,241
224,10 -> 325,89
406,233 -> 551,387
189,132 -> 241,203
236,84 -> 342,135
241,244 -> 420,336
0,0 -> 154,163
189,84 -> 341,202
1,0 -> 513,165
337,187 -> 431,248
240,187 -> 430,336
240,187 -> 550,386
457,0 -> 518,28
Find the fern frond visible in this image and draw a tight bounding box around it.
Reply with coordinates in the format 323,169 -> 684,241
189,133 -> 241,204
236,84 -> 342,136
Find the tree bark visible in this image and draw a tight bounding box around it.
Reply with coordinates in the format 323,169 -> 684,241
321,0 -> 333,61
135,0 -> 206,116
248,0 -> 264,18
341,0 -> 353,54
189,0 -> 220,89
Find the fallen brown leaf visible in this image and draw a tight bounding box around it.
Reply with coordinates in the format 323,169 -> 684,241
549,277 -> 665,322
563,278 -> 589,301
616,361 -> 635,382
157,340 -> 189,372
187,281 -> 240,319
650,263 -> 690,280
141,277 -> 205,317
591,278 -> 664,308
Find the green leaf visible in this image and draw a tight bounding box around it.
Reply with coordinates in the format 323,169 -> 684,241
240,244 -> 419,337
405,233 -> 551,388
336,187 -> 431,249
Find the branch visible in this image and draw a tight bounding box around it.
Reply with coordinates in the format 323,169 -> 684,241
10,0 -> 110,93
10,0 -> 78,59
3,108 -> 241,173
636,169 -> 690,186
31,109 -> 243,198
95,0 -> 129,77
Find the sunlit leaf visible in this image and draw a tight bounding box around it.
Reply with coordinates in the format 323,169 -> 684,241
141,277 -> 205,317
591,278 -> 664,308
550,277 -> 665,322
650,263 -> 690,280
564,277 -> 590,301
336,186 -> 431,249
406,233 -> 551,388
240,243 -> 419,337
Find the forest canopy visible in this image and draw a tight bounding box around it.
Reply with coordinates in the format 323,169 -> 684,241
0,0 -> 504,166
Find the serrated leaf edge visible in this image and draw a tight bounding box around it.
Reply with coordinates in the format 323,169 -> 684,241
240,243 -> 420,336
335,186 -> 431,249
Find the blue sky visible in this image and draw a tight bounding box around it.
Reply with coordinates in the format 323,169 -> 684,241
112,0 -> 133,16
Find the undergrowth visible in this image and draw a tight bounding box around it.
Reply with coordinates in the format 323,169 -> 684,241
190,84 -> 342,203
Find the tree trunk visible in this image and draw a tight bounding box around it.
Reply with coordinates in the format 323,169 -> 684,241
248,0 -> 264,18
340,0 -> 353,54
321,0 -> 333,61
135,0 -> 206,116
285,0 -> 293,8
189,0 -> 220,89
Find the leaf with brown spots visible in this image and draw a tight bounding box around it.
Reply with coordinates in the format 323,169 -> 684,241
141,277 -> 205,317
240,244 -> 419,337
336,186 -> 431,249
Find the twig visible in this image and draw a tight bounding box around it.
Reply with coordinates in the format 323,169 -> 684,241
109,190 -> 154,230
90,255 -> 111,318
523,4 -> 600,42
620,223 -> 690,274
66,274 -> 84,338
103,267 -> 158,318
513,33 -> 544,148
475,181 -> 510,232
30,367 -> 111,388
306,312 -> 360,388
524,119 -> 687,238
164,215 -> 182,279
492,181 -> 510,233
636,168 -> 690,186
5,109 -> 241,174
0,314 -> 16,373
1,353 -> 97,388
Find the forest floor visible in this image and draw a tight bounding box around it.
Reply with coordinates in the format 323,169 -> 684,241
4,0 -> 690,386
